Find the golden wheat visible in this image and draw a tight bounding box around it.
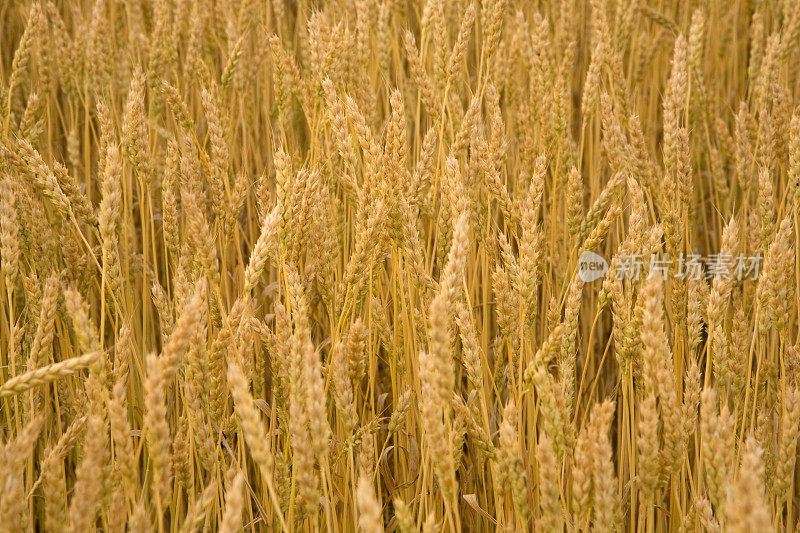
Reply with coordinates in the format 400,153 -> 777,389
2,0 -> 800,531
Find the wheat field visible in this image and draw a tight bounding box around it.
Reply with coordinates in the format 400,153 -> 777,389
1,0 -> 800,531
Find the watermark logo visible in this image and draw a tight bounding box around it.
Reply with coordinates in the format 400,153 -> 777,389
576,251 -> 762,282
578,250 -> 608,282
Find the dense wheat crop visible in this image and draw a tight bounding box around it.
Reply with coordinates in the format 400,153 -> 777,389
3,0 -> 800,530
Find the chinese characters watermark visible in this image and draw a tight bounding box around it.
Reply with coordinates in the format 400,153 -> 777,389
578,251 -> 762,283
